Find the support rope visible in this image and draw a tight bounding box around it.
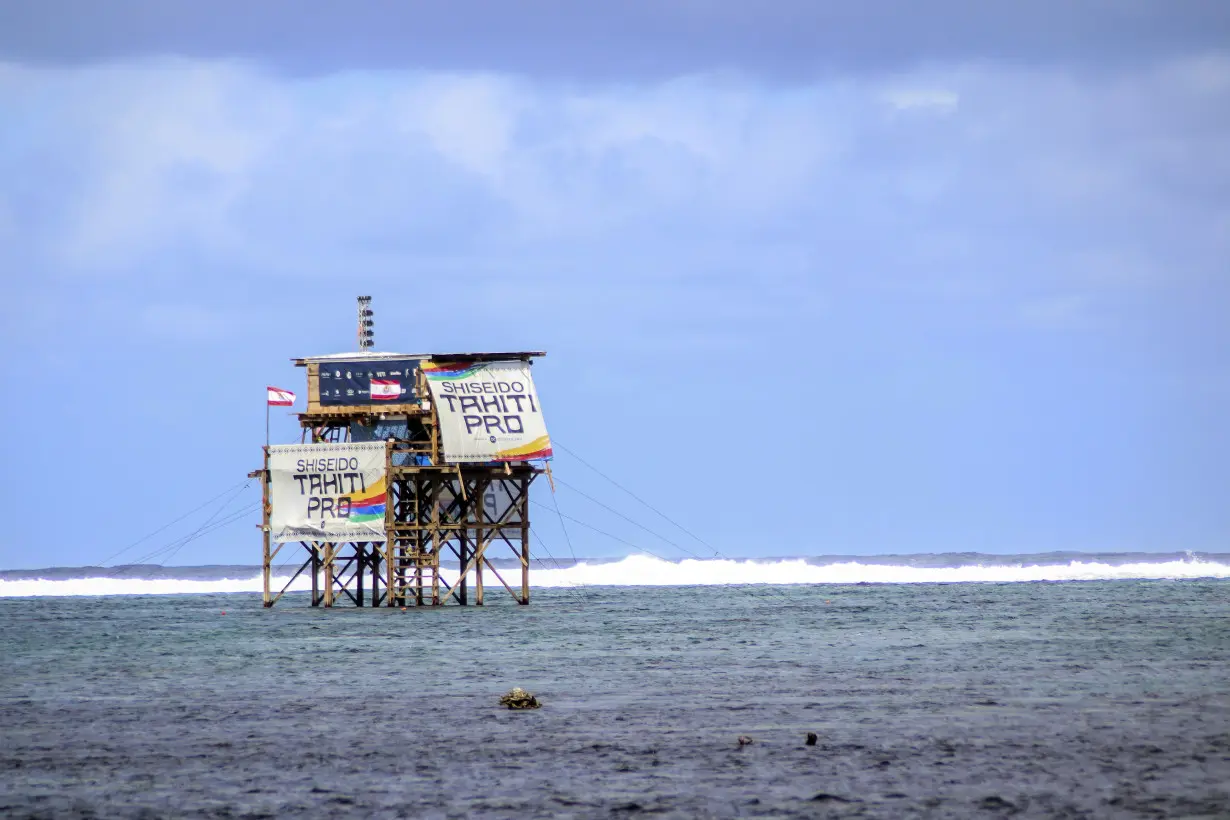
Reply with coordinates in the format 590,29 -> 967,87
98,478 -> 253,566
550,441 -> 793,601
529,529 -> 590,603
107,481 -> 255,575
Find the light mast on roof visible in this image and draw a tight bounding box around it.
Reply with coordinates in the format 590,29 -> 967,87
357,295 -> 374,350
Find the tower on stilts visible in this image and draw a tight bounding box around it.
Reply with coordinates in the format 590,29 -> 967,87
252,299 -> 551,607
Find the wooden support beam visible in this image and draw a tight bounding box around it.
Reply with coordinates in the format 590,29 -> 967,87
371,542 -> 385,607
385,443 -> 395,607
270,556 -> 312,607
475,478 -> 485,607
310,543 -> 320,607
457,515 -> 469,607
435,551 -> 481,605
520,475 -> 531,604
430,477 -> 441,605
322,543 -> 334,607
261,447 -> 271,607
482,555 -> 520,602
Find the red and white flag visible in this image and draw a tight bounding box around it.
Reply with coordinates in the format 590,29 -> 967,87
267,386 -> 296,406
370,379 -> 401,400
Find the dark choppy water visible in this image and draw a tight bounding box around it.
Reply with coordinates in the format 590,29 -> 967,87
2,581 -> 1228,818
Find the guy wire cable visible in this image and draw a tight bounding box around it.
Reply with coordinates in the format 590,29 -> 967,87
549,478 -> 792,602
530,529 -> 589,604
108,481 -> 255,576
529,497 -> 791,603
97,478 -> 254,566
554,439 -> 729,555
110,501 -> 258,575
154,498 -> 258,568
544,466 -> 596,603
547,472 -> 582,567
549,442 -> 793,602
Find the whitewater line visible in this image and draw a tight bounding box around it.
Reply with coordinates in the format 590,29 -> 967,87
4,556 -> 1227,598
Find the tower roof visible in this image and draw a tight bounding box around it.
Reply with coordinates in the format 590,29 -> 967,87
293,351 -> 546,366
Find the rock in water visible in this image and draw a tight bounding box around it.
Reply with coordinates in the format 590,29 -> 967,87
499,687 -> 541,710
811,793 -> 853,803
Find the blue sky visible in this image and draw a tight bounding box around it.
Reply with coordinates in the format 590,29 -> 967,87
2,2 -> 1228,568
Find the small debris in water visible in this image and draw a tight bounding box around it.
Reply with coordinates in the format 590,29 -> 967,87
805,732 -> 818,746
499,687 -> 540,710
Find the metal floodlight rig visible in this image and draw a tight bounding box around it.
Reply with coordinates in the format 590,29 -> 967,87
357,295 -> 374,349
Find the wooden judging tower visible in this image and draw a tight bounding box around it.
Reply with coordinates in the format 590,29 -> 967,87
254,310 -> 550,607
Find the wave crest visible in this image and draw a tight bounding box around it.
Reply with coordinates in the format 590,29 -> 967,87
1,554 -> 1228,597
533,555 -> 1230,587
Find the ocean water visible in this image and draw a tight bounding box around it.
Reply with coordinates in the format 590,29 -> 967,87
2,558 -> 1229,818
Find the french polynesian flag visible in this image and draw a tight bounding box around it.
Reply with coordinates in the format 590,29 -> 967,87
370,379 -> 401,400
266,386 -> 296,406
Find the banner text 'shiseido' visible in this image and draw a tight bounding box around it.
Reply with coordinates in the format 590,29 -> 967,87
424,361 -> 552,462
268,442 -> 387,542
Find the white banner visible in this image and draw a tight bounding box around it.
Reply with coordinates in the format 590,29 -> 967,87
268,442 -> 387,543
437,480 -> 525,523
423,360 -> 553,463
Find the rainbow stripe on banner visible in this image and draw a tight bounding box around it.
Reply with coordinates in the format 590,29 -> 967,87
422,359 -> 553,463
495,435 -> 553,462
268,441 -> 388,543
422,361 -> 482,380
348,476 -> 387,523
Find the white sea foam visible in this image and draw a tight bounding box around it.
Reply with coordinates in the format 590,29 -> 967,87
1,555 -> 1228,597
0,576 -> 304,598
532,555 -> 1230,587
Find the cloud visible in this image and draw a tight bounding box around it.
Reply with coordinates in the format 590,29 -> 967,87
2,52 -> 1228,350
2,1 -> 1229,80
2,17 -> 1229,566
882,88 -> 960,113
57,62 -> 274,270
404,74 -> 522,180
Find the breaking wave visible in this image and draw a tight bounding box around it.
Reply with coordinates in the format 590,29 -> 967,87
0,576 -> 293,598
532,555 -> 1230,587
1,554 -> 1228,597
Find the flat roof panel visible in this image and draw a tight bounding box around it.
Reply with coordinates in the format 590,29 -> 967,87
294,351 -> 545,366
